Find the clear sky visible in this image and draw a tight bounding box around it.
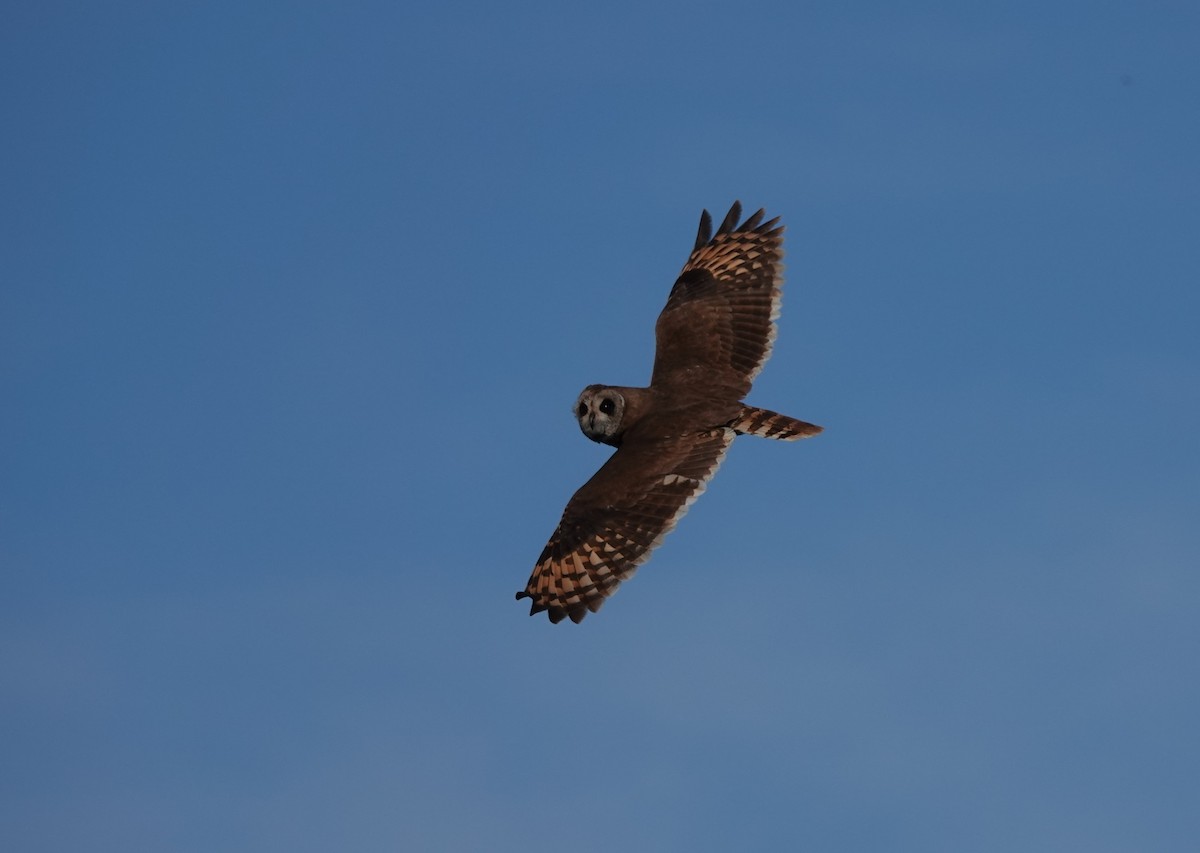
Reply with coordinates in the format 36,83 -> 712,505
3,2 -> 1198,851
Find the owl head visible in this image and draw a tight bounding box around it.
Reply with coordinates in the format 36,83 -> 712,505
574,384 -> 626,445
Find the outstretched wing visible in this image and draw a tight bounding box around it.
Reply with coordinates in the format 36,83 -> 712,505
651,201 -> 785,400
517,428 -> 734,624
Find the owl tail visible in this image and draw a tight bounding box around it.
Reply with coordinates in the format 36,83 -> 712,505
731,406 -> 823,441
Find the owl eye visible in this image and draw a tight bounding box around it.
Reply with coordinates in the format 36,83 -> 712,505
577,402 -> 588,417
599,398 -> 616,416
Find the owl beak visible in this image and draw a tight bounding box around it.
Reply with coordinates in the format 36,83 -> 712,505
587,413 -> 596,430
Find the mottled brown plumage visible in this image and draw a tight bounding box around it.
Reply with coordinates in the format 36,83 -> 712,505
517,202 -> 821,624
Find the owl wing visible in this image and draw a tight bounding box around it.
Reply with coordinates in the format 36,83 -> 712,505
517,427 -> 735,624
650,202 -> 785,400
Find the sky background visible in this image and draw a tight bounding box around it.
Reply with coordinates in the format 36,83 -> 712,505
3,2 -> 1198,851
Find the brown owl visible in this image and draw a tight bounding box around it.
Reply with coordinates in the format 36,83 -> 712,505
516,202 -> 822,624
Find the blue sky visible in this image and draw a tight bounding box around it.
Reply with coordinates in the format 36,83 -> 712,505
3,2 -> 1198,850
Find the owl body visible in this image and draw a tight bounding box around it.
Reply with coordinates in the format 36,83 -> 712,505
574,384 -> 740,447
517,203 -> 822,624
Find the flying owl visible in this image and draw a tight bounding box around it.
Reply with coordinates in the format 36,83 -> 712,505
516,202 -> 822,624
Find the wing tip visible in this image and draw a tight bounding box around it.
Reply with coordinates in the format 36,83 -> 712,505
694,208 -> 714,251
515,588 -> 601,624
717,201 -> 743,235
695,201 -> 782,249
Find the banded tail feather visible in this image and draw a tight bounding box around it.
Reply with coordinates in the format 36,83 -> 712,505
730,405 -> 823,441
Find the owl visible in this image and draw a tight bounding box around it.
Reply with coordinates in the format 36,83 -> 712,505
516,202 -> 822,624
